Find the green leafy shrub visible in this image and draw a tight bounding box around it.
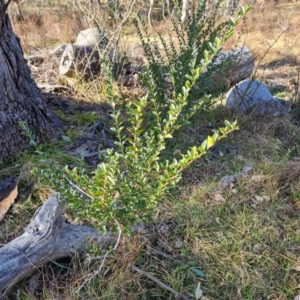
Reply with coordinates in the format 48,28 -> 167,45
38,0 -> 249,231
136,0 -> 251,111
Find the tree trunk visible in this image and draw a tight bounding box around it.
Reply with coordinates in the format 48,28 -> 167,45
0,2 -> 62,159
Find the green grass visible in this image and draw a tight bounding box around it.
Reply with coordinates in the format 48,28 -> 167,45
3,2 -> 300,297
3,101 -> 300,299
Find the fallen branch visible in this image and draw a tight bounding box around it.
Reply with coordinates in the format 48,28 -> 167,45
24,45 -> 66,62
130,264 -> 192,300
0,194 -> 157,298
37,83 -> 71,93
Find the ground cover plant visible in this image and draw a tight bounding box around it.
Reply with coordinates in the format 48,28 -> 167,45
1,0 -> 300,299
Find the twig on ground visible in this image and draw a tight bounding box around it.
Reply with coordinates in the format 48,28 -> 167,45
130,264 -> 191,300
147,246 -> 186,265
76,218 -> 122,293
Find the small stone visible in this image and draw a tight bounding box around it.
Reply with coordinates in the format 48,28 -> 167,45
243,164 -> 254,176
217,175 -> 236,191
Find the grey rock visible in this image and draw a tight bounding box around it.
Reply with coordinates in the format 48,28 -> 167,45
76,27 -> 109,47
198,46 -> 255,94
217,175 -> 236,191
225,79 -> 290,117
266,79 -> 288,93
210,46 -> 255,85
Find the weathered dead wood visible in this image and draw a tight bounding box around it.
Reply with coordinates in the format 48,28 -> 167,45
0,194 -> 158,297
0,194 -> 116,298
24,46 -> 66,64
37,83 -> 71,93
59,44 -> 101,80
0,177 -> 18,221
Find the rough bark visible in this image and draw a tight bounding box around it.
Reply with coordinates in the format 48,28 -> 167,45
0,2 -> 62,159
0,194 -> 117,298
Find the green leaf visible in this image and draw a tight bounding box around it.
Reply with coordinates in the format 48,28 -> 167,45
219,127 -> 226,134
207,136 -> 214,148
61,135 -> 71,142
190,267 -> 205,278
224,120 -> 232,128
212,131 -> 219,142
201,139 -> 207,150
229,17 -> 236,26
185,80 -> 191,89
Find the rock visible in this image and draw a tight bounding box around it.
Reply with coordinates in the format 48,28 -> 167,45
225,79 -> 290,116
198,46 -> 255,94
211,46 -> 254,85
265,78 -> 288,93
76,27 -> 109,48
217,175 -> 236,192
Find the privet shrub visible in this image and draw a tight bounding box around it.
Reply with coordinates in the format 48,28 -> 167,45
39,0 -> 250,231
136,0 -> 251,110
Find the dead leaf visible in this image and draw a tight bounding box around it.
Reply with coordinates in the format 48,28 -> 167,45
231,188 -> 238,194
254,195 -> 264,203
216,231 -> 223,237
211,192 -> 226,203
173,149 -> 181,156
195,282 -> 203,300
217,175 -> 236,191
292,265 -> 300,272
251,175 -> 265,182
0,178 -> 18,221
262,195 -> 271,202
243,164 -> 254,176
175,237 -> 183,249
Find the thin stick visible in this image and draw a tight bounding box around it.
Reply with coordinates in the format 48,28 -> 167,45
267,247 -> 300,266
130,264 -> 191,300
147,246 -> 186,266
64,177 -> 93,200
76,219 -> 122,293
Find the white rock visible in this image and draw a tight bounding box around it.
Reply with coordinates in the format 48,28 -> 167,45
76,27 -> 107,47
225,79 -> 290,116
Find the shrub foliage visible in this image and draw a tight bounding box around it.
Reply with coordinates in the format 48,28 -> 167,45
39,0 -> 250,230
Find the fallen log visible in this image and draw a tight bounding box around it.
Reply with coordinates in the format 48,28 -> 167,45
59,44 -> 101,80
0,194 -> 158,298
0,194 -> 116,298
